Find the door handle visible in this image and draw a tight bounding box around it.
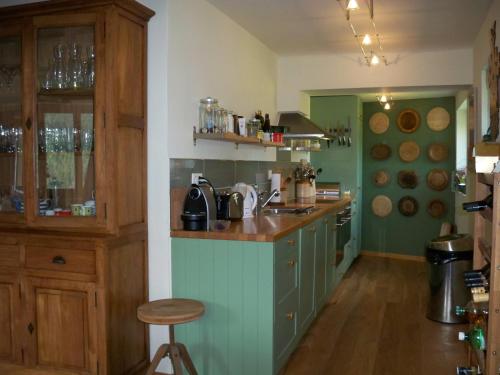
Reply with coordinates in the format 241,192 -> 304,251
52,255 -> 66,265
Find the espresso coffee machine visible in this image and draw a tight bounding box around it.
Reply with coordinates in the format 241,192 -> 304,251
181,178 -> 217,231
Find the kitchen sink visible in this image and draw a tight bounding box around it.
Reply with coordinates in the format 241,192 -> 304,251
263,206 -> 320,216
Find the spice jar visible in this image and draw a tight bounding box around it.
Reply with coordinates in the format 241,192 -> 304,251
199,97 -> 219,134
247,118 -> 260,137
215,107 -> 228,133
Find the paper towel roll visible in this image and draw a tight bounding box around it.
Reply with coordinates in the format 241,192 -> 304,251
271,173 -> 281,203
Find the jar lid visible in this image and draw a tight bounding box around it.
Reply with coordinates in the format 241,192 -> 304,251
200,97 -> 218,104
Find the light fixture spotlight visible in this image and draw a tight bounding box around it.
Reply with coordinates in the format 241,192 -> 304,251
362,34 -> 372,46
346,0 -> 360,10
370,54 -> 380,65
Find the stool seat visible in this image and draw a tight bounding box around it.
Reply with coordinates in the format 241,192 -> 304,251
137,298 -> 205,325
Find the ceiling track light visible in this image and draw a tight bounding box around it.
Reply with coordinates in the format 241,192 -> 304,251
377,94 -> 395,110
337,0 -> 389,67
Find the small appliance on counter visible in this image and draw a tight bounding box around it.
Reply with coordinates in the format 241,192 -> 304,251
232,182 -> 258,218
181,177 -> 217,231
316,182 -> 341,201
216,191 -> 244,220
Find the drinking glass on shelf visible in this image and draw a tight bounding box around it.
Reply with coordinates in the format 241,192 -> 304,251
67,42 -> 84,89
85,45 -> 95,88
42,58 -> 55,90
52,44 -> 68,89
81,128 -> 94,152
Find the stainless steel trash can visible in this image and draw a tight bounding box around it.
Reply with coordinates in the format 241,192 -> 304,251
426,234 -> 473,323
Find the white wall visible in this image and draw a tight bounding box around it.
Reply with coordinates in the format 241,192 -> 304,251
167,0 -> 278,161
278,49 -> 473,111
473,0 -> 500,139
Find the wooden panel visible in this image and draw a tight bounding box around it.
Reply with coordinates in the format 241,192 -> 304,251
0,245 -> 20,268
172,238 -> 274,375
107,240 -> 148,374
25,278 -> 96,372
117,127 -> 144,227
116,15 -> 144,119
25,246 -> 95,275
0,281 -> 16,361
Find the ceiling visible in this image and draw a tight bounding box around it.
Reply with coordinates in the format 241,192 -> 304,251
206,0 -> 492,56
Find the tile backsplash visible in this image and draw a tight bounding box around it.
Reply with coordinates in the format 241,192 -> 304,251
170,158 -> 299,194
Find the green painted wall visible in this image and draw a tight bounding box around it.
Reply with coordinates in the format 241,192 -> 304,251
310,96 -> 363,256
362,97 -> 456,256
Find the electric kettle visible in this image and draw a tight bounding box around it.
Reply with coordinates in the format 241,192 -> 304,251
232,183 -> 258,218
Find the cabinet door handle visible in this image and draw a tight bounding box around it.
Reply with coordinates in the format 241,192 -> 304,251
27,322 -> 34,335
287,259 -> 296,267
25,117 -> 32,131
52,255 -> 66,265
287,239 -> 295,246
286,312 -> 294,321
308,226 -> 316,233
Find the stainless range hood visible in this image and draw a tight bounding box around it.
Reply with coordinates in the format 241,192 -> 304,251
277,111 -> 332,139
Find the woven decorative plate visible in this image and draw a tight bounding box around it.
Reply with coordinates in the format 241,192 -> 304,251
370,144 -> 392,160
372,195 -> 392,217
397,170 -> 418,189
427,199 -> 447,218
427,107 -> 450,132
399,141 -> 420,162
398,196 -> 419,217
373,170 -> 390,187
427,143 -> 449,162
427,169 -> 449,191
369,112 -> 390,134
397,109 -> 420,133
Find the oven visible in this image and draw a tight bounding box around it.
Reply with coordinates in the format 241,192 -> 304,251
335,206 -> 351,266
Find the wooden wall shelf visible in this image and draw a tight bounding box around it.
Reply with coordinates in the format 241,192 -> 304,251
38,88 -> 94,97
475,142 -> 500,157
480,207 -> 493,222
193,131 -> 285,149
478,237 -> 492,263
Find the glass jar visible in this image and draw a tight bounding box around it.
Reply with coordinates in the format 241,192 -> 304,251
247,118 -> 260,137
199,97 -> 218,134
215,107 -> 228,133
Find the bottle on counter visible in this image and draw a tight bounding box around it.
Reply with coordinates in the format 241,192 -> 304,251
263,113 -> 271,133
458,326 -> 486,351
463,194 -> 493,212
456,366 -> 482,375
456,301 -> 489,324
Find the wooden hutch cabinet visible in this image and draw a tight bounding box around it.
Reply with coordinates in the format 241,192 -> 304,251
0,1 -> 154,374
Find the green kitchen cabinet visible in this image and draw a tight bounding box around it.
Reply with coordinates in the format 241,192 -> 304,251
326,214 -> 338,293
314,216 -> 328,313
298,221 -> 317,333
171,208 -> 348,375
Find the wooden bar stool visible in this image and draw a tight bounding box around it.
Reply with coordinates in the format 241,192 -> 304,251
137,298 -> 205,375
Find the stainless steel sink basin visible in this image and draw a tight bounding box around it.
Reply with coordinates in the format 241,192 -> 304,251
263,206 -> 320,216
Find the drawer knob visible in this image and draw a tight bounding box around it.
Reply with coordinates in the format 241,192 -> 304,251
287,259 -> 296,267
287,239 -> 296,246
52,255 -> 66,265
286,312 -> 294,321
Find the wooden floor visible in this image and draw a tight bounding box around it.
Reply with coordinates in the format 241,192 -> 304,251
282,256 -> 468,375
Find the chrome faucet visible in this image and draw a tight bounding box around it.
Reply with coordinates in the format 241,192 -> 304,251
260,189 -> 280,209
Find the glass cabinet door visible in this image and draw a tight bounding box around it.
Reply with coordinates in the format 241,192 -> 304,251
0,32 -> 23,218
36,25 -> 96,218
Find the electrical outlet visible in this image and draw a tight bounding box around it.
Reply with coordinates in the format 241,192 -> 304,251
191,173 -> 203,185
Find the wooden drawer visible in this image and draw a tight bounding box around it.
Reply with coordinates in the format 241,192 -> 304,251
274,288 -> 298,369
25,246 -> 96,275
0,245 -> 20,268
275,231 -> 299,303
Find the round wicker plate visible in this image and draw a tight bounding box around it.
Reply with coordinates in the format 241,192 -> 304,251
427,143 -> 449,162
372,195 -> 393,217
398,196 -> 419,217
370,144 -> 392,160
397,170 -> 418,189
427,169 -> 449,191
427,107 -> 450,132
397,109 -> 420,133
427,199 -> 447,218
369,112 -> 390,134
399,140 -> 420,162
373,170 -> 390,187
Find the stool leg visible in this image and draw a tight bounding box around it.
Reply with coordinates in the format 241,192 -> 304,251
169,344 -> 184,375
146,344 -> 169,375
178,343 -> 198,375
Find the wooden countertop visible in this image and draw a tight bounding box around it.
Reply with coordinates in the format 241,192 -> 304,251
171,198 -> 351,242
